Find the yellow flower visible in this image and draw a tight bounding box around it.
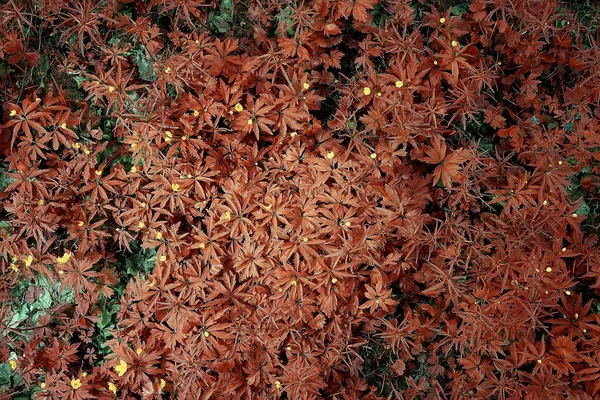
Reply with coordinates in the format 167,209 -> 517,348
130,166 -> 137,173
61,123 -> 67,129
159,255 -> 166,262
71,379 -> 82,390
303,82 -> 310,90
24,254 -> 34,267
115,360 -> 127,377
546,267 -> 552,273
204,331 -> 210,337
182,136 -> 187,140
38,199 -> 45,205
108,86 -> 115,93
193,109 -> 199,117
291,280 -> 297,286
326,151 -> 335,159
345,221 -> 351,227
78,221 -> 84,227
234,103 -> 243,112
223,211 -> 231,221
274,381 -> 281,389
95,169 -> 103,176
108,382 -> 117,394
164,131 -> 172,142
160,379 -> 166,389
40,382 -> 46,389
164,67 -> 171,73
72,142 -> 81,149
136,348 -> 143,355
10,264 -> 18,272
395,80 -> 404,88
156,232 -> 163,240
198,242 -> 206,249
439,17 -> 446,24
451,40 -> 458,47
9,109 -> 17,117
130,143 -> 137,149
290,131 -> 297,137
148,279 -> 156,287
247,118 -> 253,125
363,87 -> 371,96
370,153 -> 377,159
84,148 -> 91,155
171,183 -> 180,192
81,372 -> 87,378
57,252 -> 71,264
9,360 -> 17,370
138,221 -> 145,228
331,278 -> 337,284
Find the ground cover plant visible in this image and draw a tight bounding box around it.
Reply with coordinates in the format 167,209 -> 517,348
0,0 -> 600,398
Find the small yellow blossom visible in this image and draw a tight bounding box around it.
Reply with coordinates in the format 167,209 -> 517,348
136,348 -> 143,356
193,109 -> 200,117
138,221 -> 145,228
537,359 -> 542,364
326,151 -> 335,159
439,17 -> 446,24
72,142 -> 81,149
160,379 -> 166,389
546,267 -> 552,273
71,379 -> 82,390
82,372 -> 88,378
187,174 -> 192,178
40,382 -> 46,389
565,290 -> 571,295
291,280 -> 297,286
247,118 -> 253,125
377,92 -> 382,97
395,80 -> 404,88
130,166 -> 137,173
451,40 -> 458,47
204,331 -> 210,337
370,153 -> 377,159
159,255 -> 166,262
223,211 -> 231,221
345,221 -> 351,227
302,237 -> 308,243
9,360 -> 17,370
156,232 -> 163,240
172,183 -> 180,192
303,82 -> 310,90
9,109 -> 17,117
234,103 -> 244,112
57,252 -> 71,264
290,131 -> 297,137
108,382 -> 117,394
61,123 -> 67,129
182,136 -> 187,140
39,199 -> 45,205
286,346 -> 291,351
84,148 -> 91,155
332,278 -> 337,284
130,143 -> 137,149
363,87 -> 371,96
148,280 -> 156,287
433,60 -> 438,65
199,242 -> 206,249
561,247 -> 567,253
95,169 -> 103,176
36,98 -> 41,102
58,270 -> 64,274
10,264 -> 18,272
108,86 -> 115,93
274,381 -> 281,389
24,254 -> 34,267
164,131 -> 172,142
164,67 -> 171,73
572,213 -> 578,218
78,221 -> 84,227
115,360 -> 127,377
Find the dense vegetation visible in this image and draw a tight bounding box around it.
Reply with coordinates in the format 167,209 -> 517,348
1,0 -> 600,399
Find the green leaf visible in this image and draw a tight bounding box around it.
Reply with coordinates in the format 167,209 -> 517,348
134,50 -> 157,82
0,363 -> 11,387
0,166 -> 14,192
576,199 -> 590,216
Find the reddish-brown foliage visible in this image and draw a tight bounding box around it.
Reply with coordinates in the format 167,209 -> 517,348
0,0 -> 600,399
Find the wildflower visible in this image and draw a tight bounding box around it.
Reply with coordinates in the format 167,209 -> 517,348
451,40 -> 458,47
61,123 -> 67,129
115,360 -> 127,377
546,267 -> 552,273
171,183 -> 180,192
10,109 -> 17,116
136,348 -> 143,355
78,221 -> 84,227
370,153 -> 377,159
247,118 -> 253,125
160,379 -> 166,389
291,280 -> 297,286
363,87 -> 371,96
84,148 -> 91,154
395,80 -> 404,88
108,382 -> 117,394
159,255 -> 166,262
193,109 -> 199,116
290,131 -> 297,137
24,254 -> 33,267
223,211 -> 231,221
332,278 -> 337,284
130,166 -> 137,173
138,221 -> 145,228
164,131 -> 172,142
439,17 -> 446,24
130,143 -> 137,149
303,82 -> 310,90
57,252 -> 71,264
72,142 -> 81,149
9,360 -> 17,370
274,381 -> 281,389
234,103 -> 243,112
108,86 -> 115,93
71,379 -> 82,390
326,151 -> 335,159
95,169 -> 103,176
156,232 -> 163,240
